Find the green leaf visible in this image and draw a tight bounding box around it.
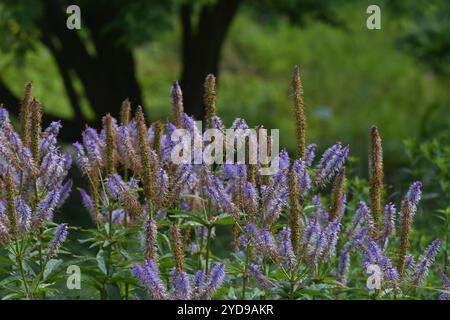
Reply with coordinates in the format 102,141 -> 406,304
214,214 -> 234,225
2,293 -> 21,300
97,251 -> 107,275
44,259 -> 62,280
105,283 -> 122,300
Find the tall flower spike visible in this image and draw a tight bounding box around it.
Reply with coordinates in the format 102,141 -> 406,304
320,218 -> 341,262
397,181 -> 422,277
144,218 -> 158,261
46,223 -> 68,261
330,169 -> 345,222
170,268 -> 191,299
381,203 -> 396,248
203,74 -> 217,128
305,144 -> 316,167
248,264 -> 274,289
120,98 -> 131,125
19,81 -> 33,148
135,106 -> 155,213
438,270 -> 450,300
30,98 -> 42,164
411,239 -> 440,287
170,224 -> 185,272
337,250 -> 350,285
314,143 -> 349,186
132,259 -> 168,300
153,121 -> 163,163
279,227 -> 297,271
369,125 -> 383,237
407,181 -> 422,206
5,170 -> 17,238
104,114 -> 116,175
200,263 -> 225,299
292,65 -> 307,159
105,174 -> 142,217
288,165 -> 302,254
170,82 -> 184,127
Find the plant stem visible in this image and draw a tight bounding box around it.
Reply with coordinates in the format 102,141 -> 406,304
198,227 -> 205,270
15,240 -> 30,299
104,209 -> 113,299
445,210 -> 449,271
108,209 -> 113,274
205,226 -> 212,275
242,246 -> 250,299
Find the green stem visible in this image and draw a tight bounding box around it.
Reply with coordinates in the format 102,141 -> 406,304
289,274 -> 295,300
15,240 -> 30,299
198,227 -> 205,270
104,209 -> 113,299
38,227 -> 44,271
444,211 -> 449,271
108,209 -> 113,274
205,226 -> 212,275
242,246 -> 250,299
123,167 -> 129,299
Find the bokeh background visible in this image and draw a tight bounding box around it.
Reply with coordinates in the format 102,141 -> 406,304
0,0 -> 449,247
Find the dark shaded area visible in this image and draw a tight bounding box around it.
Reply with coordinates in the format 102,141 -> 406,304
0,0 -> 343,141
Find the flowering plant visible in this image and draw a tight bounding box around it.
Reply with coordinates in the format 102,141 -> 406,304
0,70 -> 448,300
0,83 -> 72,299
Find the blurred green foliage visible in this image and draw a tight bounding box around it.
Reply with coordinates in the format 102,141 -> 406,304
2,1 -> 448,176
0,2 -> 448,255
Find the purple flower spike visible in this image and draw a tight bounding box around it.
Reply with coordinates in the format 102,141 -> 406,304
412,239 -> 441,286
170,268 -> 191,300
248,263 -> 274,289
78,188 -> 94,216
193,270 -> 206,290
203,263 -> 225,298
320,218 -> 341,262
337,251 -> 350,285
305,144 -> 316,167
57,180 -> 73,207
35,190 -> 60,225
278,228 -> 296,271
381,203 -> 396,248
211,116 -> 225,131
315,143 -> 349,186
407,181 -> 422,206
293,159 -> 311,192
132,259 -> 168,300
438,270 -> 450,300
346,201 -> 371,237
46,223 -> 68,261
0,107 -> 10,124
16,197 -> 31,233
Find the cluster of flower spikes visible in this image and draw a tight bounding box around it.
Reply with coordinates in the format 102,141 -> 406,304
71,67 -> 445,298
199,67 -> 443,296
200,67 -> 352,288
73,80 -> 223,299
133,223 -> 225,300
0,84 -> 72,248
74,92 -> 207,226
439,270 -> 450,300
335,128 -> 442,293
204,140 -> 348,284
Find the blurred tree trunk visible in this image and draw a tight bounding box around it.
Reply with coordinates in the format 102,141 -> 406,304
180,0 -> 241,120
0,0 -> 241,142
40,0 -> 143,140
